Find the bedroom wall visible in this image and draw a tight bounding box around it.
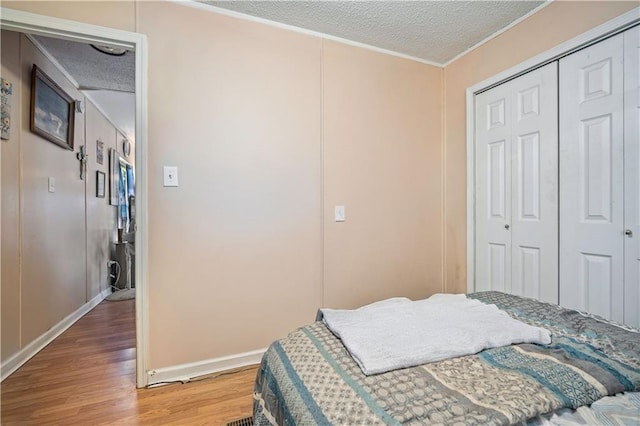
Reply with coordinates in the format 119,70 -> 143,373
442,1 -> 638,294
138,1 -> 326,367
138,1 -> 442,368
322,41 -> 443,309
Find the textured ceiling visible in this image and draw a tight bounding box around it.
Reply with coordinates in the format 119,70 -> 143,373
199,1 -> 545,64
33,35 -> 135,92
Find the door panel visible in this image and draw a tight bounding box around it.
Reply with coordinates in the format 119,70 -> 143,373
518,86 -> 539,120
475,62 -> 558,302
510,63 -> 558,304
519,246 -> 540,299
581,58 -> 612,101
560,34 -> 625,322
518,132 -> 540,220
582,114 -> 613,222
489,140 -> 507,219
476,85 -> 512,293
489,243 -> 507,292
624,26 -> 640,328
488,98 -> 506,128
581,253 -> 613,319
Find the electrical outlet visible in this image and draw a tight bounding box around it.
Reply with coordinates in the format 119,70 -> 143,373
48,177 -> 55,193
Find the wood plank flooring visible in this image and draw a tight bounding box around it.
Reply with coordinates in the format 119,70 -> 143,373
1,299 -> 258,425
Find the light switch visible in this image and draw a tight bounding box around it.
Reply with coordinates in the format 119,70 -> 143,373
163,166 -> 178,187
48,177 -> 55,193
335,205 -> 345,222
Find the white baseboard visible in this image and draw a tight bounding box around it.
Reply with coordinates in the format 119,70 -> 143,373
147,348 -> 266,386
1,287 -> 111,382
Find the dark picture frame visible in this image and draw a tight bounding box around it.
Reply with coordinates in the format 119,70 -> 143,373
30,65 -> 75,150
96,170 -> 106,198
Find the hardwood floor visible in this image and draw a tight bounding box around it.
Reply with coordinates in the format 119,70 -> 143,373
1,299 -> 258,425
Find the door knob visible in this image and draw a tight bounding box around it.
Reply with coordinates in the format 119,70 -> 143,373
505,224 -> 510,230
625,229 -> 633,237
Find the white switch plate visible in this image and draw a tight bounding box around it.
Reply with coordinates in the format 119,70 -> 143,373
335,205 -> 345,222
48,177 -> 55,193
163,166 -> 179,187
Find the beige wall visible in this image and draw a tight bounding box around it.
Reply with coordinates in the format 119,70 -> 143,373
1,31 -> 128,364
1,30 -> 22,360
18,32 -> 87,344
2,1 -> 136,32
442,1 -> 638,294
322,41 -> 443,308
138,2 -> 325,367
85,100 -> 118,300
138,1 -> 443,369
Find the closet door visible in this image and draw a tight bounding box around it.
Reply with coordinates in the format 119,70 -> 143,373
624,26 -> 639,328
476,82 -> 512,294
559,34 -> 625,322
510,65 -> 558,303
475,62 -> 558,302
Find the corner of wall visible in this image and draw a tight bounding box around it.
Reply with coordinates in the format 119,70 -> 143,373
440,66 -> 447,294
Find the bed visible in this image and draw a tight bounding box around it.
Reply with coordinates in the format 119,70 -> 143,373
253,291 -> 640,425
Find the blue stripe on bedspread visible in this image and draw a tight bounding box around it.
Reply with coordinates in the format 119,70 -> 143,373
260,361 -> 296,425
302,328 -> 400,426
479,348 -> 577,408
551,339 -> 636,391
272,341 -> 330,425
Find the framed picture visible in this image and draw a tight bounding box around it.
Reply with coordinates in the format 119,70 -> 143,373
96,170 -> 106,198
1,78 -> 13,140
30,65 -> 75,150
96,139 -> 104,165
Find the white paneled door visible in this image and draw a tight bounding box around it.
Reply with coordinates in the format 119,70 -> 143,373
475,62 -> 558,303
559,34 -> 625,322
476,82 -> 512,294
624,26 -> 639,328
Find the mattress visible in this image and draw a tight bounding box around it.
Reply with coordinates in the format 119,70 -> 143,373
253,291 -> 640,425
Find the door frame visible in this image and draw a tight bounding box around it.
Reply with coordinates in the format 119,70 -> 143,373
1,7 -> 150,387
466,8 -> 640,293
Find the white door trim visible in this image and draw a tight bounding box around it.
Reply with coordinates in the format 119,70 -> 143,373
466,7 -> 640,293
1,7 -> 150,388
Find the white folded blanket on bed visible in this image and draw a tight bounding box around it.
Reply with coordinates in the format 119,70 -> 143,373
320,293 -> 551,375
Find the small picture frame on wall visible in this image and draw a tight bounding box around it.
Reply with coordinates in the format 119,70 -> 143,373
30,65 -> 75,150
96,139 -> 104,165
96,170 -> 106,198
1,77 -> 13,140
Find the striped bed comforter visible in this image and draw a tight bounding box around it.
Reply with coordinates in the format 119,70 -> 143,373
253,292 -> 640,425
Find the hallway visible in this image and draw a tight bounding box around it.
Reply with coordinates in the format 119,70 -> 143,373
1,299 -> 257,425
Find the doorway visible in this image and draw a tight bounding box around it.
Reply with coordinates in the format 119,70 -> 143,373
0,7 -> 148,388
